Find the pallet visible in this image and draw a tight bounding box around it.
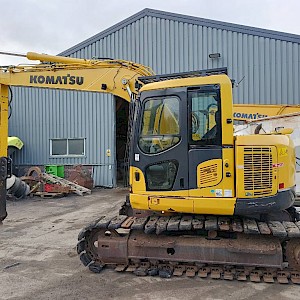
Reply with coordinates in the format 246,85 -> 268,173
35,192 -> 65,198
42,173 -> 91,196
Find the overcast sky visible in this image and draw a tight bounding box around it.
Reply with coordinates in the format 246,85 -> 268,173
1,0 -> 300,66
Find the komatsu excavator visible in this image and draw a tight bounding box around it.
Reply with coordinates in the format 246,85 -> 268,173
233,103 -> 300,122
0,52 -> 299,284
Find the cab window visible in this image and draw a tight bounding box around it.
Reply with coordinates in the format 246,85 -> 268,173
139,96 -> 180,154
189,87 -> 221,145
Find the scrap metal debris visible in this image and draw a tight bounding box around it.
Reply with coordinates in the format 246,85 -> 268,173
21,166 -> 92,198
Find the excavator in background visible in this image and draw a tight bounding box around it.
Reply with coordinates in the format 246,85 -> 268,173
234,112 -> 300,200
0,52 -> 300,284
232,104 -> 300,200
233,103 -> 300,122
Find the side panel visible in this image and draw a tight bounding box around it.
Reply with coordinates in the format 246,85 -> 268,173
130,193 -> 236,215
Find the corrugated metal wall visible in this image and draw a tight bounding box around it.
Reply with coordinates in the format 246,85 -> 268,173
9,11 -> 300,186
70,16 -> 300,104
9,88 -> 115,187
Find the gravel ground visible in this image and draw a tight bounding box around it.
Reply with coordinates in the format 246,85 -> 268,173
0,188 -> 299,300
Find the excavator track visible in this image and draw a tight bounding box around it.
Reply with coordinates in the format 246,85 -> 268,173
77,214 -> 300,284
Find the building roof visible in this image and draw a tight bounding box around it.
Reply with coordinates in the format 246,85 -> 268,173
60,8 -> 300,56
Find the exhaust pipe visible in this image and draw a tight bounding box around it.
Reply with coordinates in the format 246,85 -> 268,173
6,175 -> 30,199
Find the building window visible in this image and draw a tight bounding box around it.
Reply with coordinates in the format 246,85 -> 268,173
50,138 -> 85,157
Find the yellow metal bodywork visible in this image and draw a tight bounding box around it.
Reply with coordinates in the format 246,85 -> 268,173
130,132 -> 295,216
0,84 -> 9,157
0,57 -> 154,102
130,74 -> 237,215
130,76 -> 295,216
130,146 -> 237,215
235,134 -> 295,197
189,148 -> 235,198
130,166 -> 236,215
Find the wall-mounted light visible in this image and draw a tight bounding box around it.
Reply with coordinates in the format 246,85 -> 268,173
209,53 -> 221,59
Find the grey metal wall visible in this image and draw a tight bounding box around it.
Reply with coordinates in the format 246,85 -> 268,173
9,10 -> 300,187
69,15 -> 300,105
9,87 -> 115,187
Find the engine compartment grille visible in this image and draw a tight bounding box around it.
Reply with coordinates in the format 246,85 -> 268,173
243,147 -> 273,196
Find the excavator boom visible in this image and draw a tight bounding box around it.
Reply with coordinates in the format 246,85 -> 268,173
0,52 -> 154,100
0,52 -> 154,222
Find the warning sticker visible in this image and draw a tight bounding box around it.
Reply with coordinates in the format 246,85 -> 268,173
279,147 -> 288,157
215,189 -> 223,197
224,189 -> 232,197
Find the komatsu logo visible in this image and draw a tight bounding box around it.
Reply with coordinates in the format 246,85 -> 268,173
233,112 -> 268,120
30,74 -> 84,85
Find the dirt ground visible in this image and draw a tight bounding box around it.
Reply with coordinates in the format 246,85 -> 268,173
0,188 -> 299,300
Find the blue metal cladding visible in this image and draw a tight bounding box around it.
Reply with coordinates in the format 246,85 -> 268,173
68,14 -> 300,105
9,88 -> 115,187
9,9 -> 300,186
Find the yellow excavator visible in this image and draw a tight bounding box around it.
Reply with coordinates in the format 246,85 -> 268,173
233,103 -> 300,122
0,52 -> 299,284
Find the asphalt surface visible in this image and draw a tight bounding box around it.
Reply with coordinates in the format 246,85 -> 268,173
0,188 -> 299,300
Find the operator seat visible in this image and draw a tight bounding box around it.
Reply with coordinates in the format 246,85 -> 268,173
202,109 -> 221,143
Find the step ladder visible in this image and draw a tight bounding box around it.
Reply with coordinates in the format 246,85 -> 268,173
42,173 -> 91,196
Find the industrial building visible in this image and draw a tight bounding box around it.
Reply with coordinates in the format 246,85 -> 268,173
9,8 -> 300,187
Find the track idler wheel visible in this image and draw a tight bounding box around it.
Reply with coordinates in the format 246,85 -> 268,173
286,239 -> 300,271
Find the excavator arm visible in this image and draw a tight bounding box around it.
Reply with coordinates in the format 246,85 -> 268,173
233,103 -> 300,121
0,52 -> 154,221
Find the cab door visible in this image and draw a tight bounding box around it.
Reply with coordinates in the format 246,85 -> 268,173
130,88 -> 191,212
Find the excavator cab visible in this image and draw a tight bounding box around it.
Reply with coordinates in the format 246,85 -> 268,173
129,70 -> 237,215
